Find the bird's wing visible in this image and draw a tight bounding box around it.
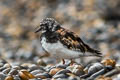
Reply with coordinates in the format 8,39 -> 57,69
56,27 -> 86,52
56,27 -> 102,57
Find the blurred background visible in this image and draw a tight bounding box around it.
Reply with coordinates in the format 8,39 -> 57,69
0,0 -> 120,65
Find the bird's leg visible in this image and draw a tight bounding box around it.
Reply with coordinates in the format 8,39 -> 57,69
70,59 -> 75,65
62,59 -> 65,64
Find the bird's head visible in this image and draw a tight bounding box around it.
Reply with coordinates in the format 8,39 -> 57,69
35,18 -> 60,33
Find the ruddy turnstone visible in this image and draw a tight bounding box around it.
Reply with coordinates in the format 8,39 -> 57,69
35,18 -> 102,64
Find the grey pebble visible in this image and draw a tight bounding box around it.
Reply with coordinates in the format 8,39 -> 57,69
53,74 -> 69,79
8,68 -> 18,75
45,65 -> 56,72
0,67 -> 6,71
86,63 -> 103,75
56,64 -> 68,69
3,63 -> 11,68
0,73 -> 6,80
12,66 -> 21,70
29,78 -> 42,80
2,68 -> 11,74
0,63 -> 4,67
55,69 -> 71,75
68,76 -> 80,80
29,65 -> 45,72
35,72 -> 51,78
31,69 -> 44,75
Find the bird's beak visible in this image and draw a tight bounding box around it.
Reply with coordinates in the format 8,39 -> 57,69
35,25 -> 42,33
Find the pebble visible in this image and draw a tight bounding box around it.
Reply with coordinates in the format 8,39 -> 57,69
12,66 -> 21,70
2,68 -> 11,74
5,75 -> 14,80
101,59 -> 116,67
35,72 -> 51,79
8,68 -> 18,75
29,64 -> 45,72
67,64 -> 84,76
55,69 -> 71,75
31,70 -> 44,75
68,76 -> 80,80
85,63 -> 104,75
56,64 -> 68,69
0,73 -> 6,80
53,74 -> 69,79
49,68 -> 63,76
0,67 -> 7,72
37,59 -> 46,66
19,70 -> 35,79
13,75 -> 21,80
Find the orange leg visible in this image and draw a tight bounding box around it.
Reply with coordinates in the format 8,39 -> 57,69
62,59 -> 65,64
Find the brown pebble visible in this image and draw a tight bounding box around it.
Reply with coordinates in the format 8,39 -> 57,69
19,71 -> 29,80
19,70 -> 35,80
49,68 -> 63,76
5,75 -> 14,80
96,76 -> 112,80
37,59 -> 46,66
101,59 -> 116,67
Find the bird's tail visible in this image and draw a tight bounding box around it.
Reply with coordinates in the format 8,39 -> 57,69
84,44 -> 102,57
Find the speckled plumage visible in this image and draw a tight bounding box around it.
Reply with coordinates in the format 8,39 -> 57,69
35,18 -> 102,59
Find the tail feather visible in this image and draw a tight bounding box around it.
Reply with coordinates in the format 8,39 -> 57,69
89,49 -> 102,57
84,44 -> 102,57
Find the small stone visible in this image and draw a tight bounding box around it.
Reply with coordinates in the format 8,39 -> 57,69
3,63 -> 11,68
13,75 -> 21,80
68,74 -> 80,80
31,70 -> 44,75
5,75 -> 14,80
56,64 -> 68,69
29,64 -> 45,72
0,63 -> 4,67
87,63 -> 103,75
19,71 -> 30,80
49,68 -> 63,76
53,74 -> 69,79
0,73 -> 6,80
0,67 -> 7,72
67,64 -> 84,76
55,69 -> 71,75
35,72 -> 51,79
12,66 -> 21,70
101,59 -> 116,68
8,68 -> 18,75
45,65 -> 56,72
2,68 -> 11,74
37,59 -> 46,66
96,76 -> 112,80
72,65 -> 84,76
19,70 -> 35,79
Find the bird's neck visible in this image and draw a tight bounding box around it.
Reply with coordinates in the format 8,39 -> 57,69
41,31 -> 58,43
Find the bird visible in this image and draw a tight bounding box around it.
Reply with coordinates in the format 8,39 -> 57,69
35,18 -> 102,65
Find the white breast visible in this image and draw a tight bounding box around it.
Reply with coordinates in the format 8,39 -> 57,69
41,37 -> 84,59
